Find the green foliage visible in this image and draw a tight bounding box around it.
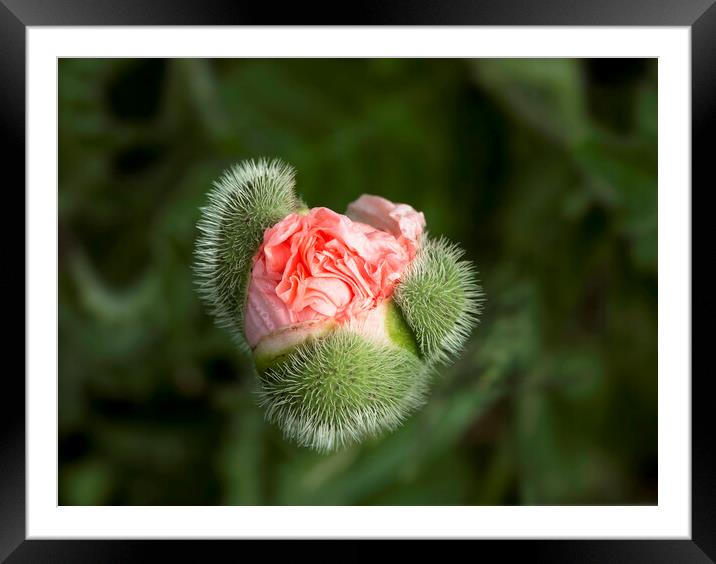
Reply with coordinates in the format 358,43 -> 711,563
58,58 -> 657,505
394,237 -> 484,365
258,329 -> 427,452
195,159 -> 300,350
472,58 -> 588,146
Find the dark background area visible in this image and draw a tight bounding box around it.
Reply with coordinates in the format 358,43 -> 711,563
58,58 -> 657,505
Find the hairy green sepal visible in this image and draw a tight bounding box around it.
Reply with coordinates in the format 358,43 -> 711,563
194,159 -> 299,351
257,329 -> 428,452
394,237 -> 484,365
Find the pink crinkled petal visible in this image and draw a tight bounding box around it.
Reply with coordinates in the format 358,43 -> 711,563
244,257 -> 295,348
346,194 -> 425,253
245,199 -> 425,348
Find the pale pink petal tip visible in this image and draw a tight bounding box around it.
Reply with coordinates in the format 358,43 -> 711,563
345,194 -> 426,248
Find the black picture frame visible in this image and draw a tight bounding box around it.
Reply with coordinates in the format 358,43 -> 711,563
2,1 -> 710,561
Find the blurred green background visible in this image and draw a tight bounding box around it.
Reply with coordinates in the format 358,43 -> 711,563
58,58 -> 657,505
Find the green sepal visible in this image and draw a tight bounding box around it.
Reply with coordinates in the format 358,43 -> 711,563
394,236 -> 484,365
257,328 -> 429,452
194,158 -> 300,351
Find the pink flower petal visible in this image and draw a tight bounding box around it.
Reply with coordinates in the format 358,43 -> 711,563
245,198 -> 425,348
346,194 -> 425,254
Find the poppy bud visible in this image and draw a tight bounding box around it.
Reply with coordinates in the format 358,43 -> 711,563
195,159 -> 483,451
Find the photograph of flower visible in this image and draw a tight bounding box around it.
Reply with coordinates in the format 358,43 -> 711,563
58,58 -> 657,505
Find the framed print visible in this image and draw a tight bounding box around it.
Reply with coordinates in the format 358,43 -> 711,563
3,0 -> 711,560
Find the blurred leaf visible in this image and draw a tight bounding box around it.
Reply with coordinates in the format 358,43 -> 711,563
472,58 -> 588,146
60,458 -> 115,505
575,132 -> 657,271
